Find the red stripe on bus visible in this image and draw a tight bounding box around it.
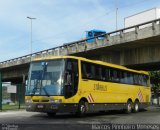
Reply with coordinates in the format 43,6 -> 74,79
90,94 -> 94,102
138,89 -> 144,102
88,95 -> 92,103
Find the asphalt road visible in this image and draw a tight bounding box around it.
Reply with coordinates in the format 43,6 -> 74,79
0,106 -> 160,130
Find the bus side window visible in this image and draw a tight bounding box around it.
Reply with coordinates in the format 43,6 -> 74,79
124,72 -> 128,84
141,75 -> 146,86
127,73 -> 133,84
86,63 -> 92,79
101,67 -> 106,81
143,75 -> 149,87
117,70 -> 121,82
81,62 -> 93,79
82,63 -> 87,79
106,68 -> 111,81
91,65 -> 95,79
120,71 -> 124,83
138,75 -> 143,86
146,75 -> 150,87
110,69 -> 114,81
133,74 -> 139,85
112,69 -> 120,82
95,65 -> 102,80
98,66 -> 103,80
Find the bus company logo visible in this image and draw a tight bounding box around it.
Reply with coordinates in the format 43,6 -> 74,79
93,83 -> 107,91
87,93 -> 94,103
137,89 -> 144,102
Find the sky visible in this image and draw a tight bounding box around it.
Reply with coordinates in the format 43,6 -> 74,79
0,0 -> 160,62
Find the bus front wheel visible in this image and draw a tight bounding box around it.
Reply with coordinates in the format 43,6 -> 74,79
77,100 -> 88,116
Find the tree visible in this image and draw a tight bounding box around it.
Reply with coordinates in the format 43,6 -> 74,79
149,71 -> 160,96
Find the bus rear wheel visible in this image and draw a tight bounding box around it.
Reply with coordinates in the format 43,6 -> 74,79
77,100 -> 88,117
132,101 -> 139,113
125,101 -> 132,114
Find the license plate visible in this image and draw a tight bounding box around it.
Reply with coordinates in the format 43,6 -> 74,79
37,104 -> 44,109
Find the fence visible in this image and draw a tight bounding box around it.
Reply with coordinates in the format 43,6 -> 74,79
0,73 -> 25,111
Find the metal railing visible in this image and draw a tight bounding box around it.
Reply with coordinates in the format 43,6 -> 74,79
0,18 -> 160,65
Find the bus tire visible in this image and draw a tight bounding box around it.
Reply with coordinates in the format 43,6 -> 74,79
132,101 -> 139,113
125,101 -> 132,114
47,112 -> 56,117
77,100 -> 88,117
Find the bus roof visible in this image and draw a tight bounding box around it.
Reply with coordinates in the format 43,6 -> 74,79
33,56 -> 149,75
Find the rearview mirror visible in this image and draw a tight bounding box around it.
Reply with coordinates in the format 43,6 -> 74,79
65,72 -> 72,86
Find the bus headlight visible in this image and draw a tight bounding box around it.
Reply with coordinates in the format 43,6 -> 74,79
26,99 -> 33,103
54,99 -> 62,103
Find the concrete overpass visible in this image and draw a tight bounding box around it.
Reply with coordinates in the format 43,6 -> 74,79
1,18 -> 160,83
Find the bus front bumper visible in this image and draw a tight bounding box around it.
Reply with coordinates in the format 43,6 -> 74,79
26,103 -> 78,113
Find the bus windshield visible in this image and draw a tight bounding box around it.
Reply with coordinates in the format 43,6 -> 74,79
26,59 -> 65,96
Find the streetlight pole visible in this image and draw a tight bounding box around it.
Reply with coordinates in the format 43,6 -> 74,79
27,16 -> 36,61
116,7 -> 118,31
115,0 -> 118,31
0,72 -> 2,111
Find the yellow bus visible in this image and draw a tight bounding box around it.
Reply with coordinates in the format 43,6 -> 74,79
25,56 -> 151,116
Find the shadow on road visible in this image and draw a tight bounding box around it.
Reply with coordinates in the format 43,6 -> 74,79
30,109 -> 148,119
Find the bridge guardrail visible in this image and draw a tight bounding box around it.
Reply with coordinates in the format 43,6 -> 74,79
0,18 -> 160,65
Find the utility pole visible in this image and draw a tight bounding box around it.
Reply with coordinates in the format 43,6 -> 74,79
116,0 -> 118,31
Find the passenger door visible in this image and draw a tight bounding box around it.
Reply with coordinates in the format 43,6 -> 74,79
64,59 -> 79,99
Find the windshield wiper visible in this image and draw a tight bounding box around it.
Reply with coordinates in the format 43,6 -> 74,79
42,87 -> 50,97
30,87 -> 49,97
30,87 -> 38,96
